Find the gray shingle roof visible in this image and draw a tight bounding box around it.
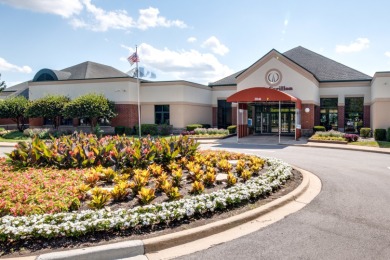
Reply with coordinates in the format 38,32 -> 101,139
61,61 -> 130,80
283,46 -> 372,81
209,46 -> 372,86
209,70 -> 245,86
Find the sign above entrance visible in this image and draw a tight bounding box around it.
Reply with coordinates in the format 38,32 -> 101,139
265,69 -> 282,86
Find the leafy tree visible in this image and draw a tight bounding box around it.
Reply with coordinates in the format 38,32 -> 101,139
25,95 -> 70,129
62,93 -> 117,129
0,73 -> 6,92
0,96 -> 29,131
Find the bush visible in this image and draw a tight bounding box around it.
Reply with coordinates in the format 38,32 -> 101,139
2,130 -> 28,140
23,128 -> 51,139
186,124 -> 203,131
360,128 -> 371,138
114,126 -> 125,135
181,130 -> 195,136
313,126 -> 326,132
374,129 -> 387,141
125,127 -> 133,136
227,125 -> 237,134
134,124 -> 158,136
388,128 -> 390,142
201,124 -> 211,129
344,134 -> 359,142
0,127 -> 5,132
158,124 -> 173,136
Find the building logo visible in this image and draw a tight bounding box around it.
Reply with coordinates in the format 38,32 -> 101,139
265,69 -> 282,86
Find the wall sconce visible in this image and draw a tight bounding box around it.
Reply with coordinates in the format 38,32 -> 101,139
304,107 -> 310,113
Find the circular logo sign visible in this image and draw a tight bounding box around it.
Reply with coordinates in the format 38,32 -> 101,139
265,69 -> 282,86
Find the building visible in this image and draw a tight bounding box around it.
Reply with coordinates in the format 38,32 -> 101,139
1,46 -> 390,138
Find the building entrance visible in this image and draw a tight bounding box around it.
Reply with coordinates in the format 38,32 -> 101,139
253,103 -> 296,134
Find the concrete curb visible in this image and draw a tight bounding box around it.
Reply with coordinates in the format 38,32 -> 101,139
286,143 -> 390,155
142,168 -> 311,254
36,240 -> 144,260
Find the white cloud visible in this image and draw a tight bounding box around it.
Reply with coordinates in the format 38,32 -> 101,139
187,37 -> 197,43
335,38 -> 370,53
385,51 -> 390,58
137,7 -> 187,30
69,3 -> 186,32
0,0 -> 83,18
122,43 -> 233,84
70,0 -> 134,31
0,57 -> 32,73
201,36 -> 229,56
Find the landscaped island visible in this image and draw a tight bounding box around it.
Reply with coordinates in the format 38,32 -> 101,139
0,133 -> 294,249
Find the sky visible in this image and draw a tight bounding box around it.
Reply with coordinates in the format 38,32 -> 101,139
1,0 -> 390,87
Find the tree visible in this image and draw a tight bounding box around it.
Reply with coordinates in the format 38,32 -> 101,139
0,73 -> 6,92
62,93 -> 117,130
0,96 -> 29,131
25,95 -> 70,129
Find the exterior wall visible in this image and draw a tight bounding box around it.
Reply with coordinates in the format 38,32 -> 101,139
29,78 -> 138,103
211,86 -> 236,106
29,118 -> 44,127
363,105 -> 370,128
301,104 -> 315,136
237,55 -> 320,105
141,82 -> 211,105
371,101 -> 390,130
370,72 -> 390,130
212,107 -> 217,127
141,103 -> 212,128
110,104 -> 138,127
338,106 -> 345,132
319,82 -> 371,106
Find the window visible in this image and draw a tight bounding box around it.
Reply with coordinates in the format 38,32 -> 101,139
43,117 -> 54,125
320,98 -> 338,130
79,118 -> 91,126
345,97 -> 363,133
60,118 -> 73,126
155,105 -> 170,125
217,100 -> 232,129
98,118 -> 111,126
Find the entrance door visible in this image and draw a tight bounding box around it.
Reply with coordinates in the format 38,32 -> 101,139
253,103 -> 295,135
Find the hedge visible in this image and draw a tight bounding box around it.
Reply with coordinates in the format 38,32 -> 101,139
360,128 -> 371,138
388,127 -> 390,141
134,124 -> 159,136
374,129 -> 387,141
313,126 -> 326,132
186,124 -> 203,131
227,125 -> 237,134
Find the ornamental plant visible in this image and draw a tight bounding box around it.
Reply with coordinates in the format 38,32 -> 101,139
88,189 -> 111,209
191,181 -> 205,194
111,181 -> 131,202
227,172 -> 237,186
164,186 -> 182,201
137,187 -> 156,205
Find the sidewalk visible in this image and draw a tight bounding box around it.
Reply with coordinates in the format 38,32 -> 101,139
197,135 -> 390,154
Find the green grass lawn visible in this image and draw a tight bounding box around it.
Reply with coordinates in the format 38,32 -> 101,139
349,140 -> 390,148
0,130 -> 30,142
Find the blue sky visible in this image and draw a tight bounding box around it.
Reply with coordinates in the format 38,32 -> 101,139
1,0 -> 390,86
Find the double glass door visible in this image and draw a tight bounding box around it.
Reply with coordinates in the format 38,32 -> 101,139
254,104 -> 295,134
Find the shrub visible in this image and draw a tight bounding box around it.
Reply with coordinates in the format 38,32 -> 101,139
374,129 -> 387,141
0,127 -> 5,131
201,124 -> 211,129
186,124 -> 203,131
23,128 -> 52,139
114,126 -> 125,135
158,124 -> 173,136
125,127 -> 133,136
227,125 -> 237,134
181,130 -> 195,136
344,134 -> 359,142
194,128 -> 207,135
388,128 -> 390,142
360,127 -> 371,138
134,124 -> 158,136
313,126 -> 326,132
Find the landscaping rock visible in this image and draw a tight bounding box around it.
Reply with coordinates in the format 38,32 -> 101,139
216,173 -> 228,183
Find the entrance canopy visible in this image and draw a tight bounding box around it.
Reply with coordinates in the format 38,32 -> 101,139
227,87 -> 301,109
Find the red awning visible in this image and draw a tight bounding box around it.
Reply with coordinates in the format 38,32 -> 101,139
227,87 -> 301,109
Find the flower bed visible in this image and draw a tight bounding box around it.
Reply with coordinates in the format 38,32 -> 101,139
0,157 -> 292,242
309,130 -> 358,144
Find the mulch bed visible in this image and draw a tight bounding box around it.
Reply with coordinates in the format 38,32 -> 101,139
0,169 -> 302,258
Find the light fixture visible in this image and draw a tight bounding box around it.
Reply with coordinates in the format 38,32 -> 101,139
304,107 -> 310,113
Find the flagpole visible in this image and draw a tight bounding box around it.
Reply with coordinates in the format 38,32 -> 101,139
136,45 -> 141,138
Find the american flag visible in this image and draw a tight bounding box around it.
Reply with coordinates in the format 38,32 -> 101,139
127,52 -> 139,66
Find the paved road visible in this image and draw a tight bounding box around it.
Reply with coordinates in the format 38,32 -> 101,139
177,143 -> 390,260
0,146 -> 14,157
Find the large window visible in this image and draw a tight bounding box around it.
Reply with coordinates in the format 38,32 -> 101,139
217,100 -> 232,129
345,97 -> 363,133
155,105 -> 170,125
320,98 -> 338,130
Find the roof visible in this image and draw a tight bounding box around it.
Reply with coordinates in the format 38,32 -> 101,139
209,70 -> 245,87
209,46 -> 372,86
0,81 -> 29,99
283,46 -> 372,82
33,61 -> 130,82
61,61 -> 130,80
